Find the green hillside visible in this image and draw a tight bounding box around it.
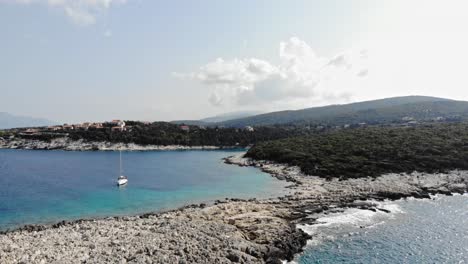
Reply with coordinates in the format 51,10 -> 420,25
220,96 -> 467,127
13,121 -> 307,147
246,123 -> 468,179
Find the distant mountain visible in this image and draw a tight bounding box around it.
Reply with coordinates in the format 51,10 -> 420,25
219,96 -> 468,127
170,120 -> 212,126
200,111 -> 263,123
171,110 -> 262,126
0,112 -> 57,129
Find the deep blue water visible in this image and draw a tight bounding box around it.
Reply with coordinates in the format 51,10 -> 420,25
0,149 -> 288,230
298,194 -> 468,263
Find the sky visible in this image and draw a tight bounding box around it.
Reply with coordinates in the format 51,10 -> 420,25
1,0 -> 468,123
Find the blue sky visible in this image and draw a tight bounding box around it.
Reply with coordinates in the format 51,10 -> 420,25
1,1 -> 467,123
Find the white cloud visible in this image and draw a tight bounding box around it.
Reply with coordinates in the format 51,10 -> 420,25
7,0 -> 126,25
357,69 -> 368,77
64,6 -> 95,25
179,37 -> 369,108
103,29 -> 112,37
208,92 -> 222,106
195,58 -> 278,85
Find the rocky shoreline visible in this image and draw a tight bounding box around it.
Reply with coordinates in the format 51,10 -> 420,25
1,153 -> 467,263
0,137 -> 231,151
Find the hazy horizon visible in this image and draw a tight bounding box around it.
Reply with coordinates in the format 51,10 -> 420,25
2,0 -> 468,123
1,94 -> 462,125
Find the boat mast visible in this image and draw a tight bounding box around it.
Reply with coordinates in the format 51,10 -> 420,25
119,149 -> 122,176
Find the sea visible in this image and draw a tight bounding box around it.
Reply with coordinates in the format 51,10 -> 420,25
1,149 -> 467,263
295,194 -> 468,263
0,149 -> 288,231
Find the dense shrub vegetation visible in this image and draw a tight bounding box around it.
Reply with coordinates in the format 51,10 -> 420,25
245,123 -> 468,179
62,122 -> 308,146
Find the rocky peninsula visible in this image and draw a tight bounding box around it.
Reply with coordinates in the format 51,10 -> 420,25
0,137 -> 225,151
1,153 -> 467,264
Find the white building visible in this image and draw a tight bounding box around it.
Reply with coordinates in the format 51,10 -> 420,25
244,126 -> 254,132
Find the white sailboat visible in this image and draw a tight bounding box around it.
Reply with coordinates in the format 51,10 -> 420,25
117,149 -> 128,186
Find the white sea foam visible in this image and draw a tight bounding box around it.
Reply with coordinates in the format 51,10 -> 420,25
378,202 -> 404,213
429,193 -> 443,200
283,201 -> 405,264
314,208 -> 376,226
367,220 -> 386,229
297,200 -> 404,245
305,201 -> 401,228
289,194 -> 468,264
282,261 -> 298,264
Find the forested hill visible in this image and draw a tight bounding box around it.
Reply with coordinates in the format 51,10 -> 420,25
10,121 -> 308,147
246,123 -> 468,179
171,111 -> 261,126
68,122 -> 303,146
219,96 -> 468,127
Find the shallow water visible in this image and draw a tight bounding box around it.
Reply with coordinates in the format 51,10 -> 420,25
297,194 -> 468,263
0,149 -> 288,230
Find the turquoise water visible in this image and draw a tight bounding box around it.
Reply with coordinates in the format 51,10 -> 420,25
0,149 -> 288,230
298,194 -> 468,263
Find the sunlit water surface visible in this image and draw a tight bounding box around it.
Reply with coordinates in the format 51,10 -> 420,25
297,194 -> 468,263
0,149 -> 288,230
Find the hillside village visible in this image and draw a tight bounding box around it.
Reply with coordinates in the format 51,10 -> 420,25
0,114 -> 455,144
2,96 -> 466,139
2,120 -> 258,135
1,96 -> 465,148
8,120 -> 135,136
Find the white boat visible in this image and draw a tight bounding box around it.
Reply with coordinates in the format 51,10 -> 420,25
117,175 -> 128,186
117,149 -> 128,186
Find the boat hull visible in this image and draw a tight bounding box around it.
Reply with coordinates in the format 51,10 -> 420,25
117,179 -> 128,186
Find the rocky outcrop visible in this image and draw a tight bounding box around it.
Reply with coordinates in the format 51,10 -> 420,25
0,153 -> 467,264
0,137 -> 227,151
0,201 -> 311,264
